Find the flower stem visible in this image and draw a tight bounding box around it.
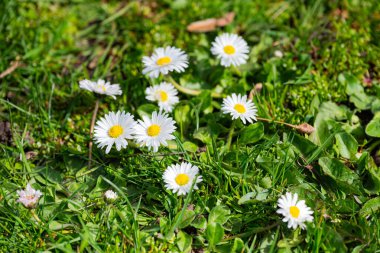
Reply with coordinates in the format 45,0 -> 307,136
256,116 -> 297,128
88,99 -> 100,169
167,76 -> 223,98
226,120 -> 236,150
231,65 -> 242,77
30,209 -> 42,223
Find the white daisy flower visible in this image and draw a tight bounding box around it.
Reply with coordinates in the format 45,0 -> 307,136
221,93 -> 257,124
94,111 -> 137,154
211,33 -> 249,67
79,79 -> 122,99
142,46 -> 189,78
277,192 -> 314,230
104,190 -> 118,201
145,82 -> 179,112
163,162 -> 203,196
17,183 -> 42,208
134,111 -> 176,152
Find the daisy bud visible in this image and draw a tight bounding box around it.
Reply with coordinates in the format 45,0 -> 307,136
104,190 -> 118,203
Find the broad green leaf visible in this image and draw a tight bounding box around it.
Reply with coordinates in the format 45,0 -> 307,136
176,231 -> 192,253
137,104 -> 158,118
183,141 -> 198,152
160,217 -> 170,234
215,238 -> 244,253
319,227 -> 347,253
208,205 -> 230,225
206,222 -> 224,249
193,127 -> 212,145
231,238 -> 244,253
365,113 -> 380,137
359,197 -> 380,217
238,122 -> 264,145
171,0 -> 188,10
238,192 -> 256,205
339,73 -> 363,95
358,152 -> 380,193
48,221 -> 74,231
174,103 -> 191,131
317,102 -> 350,121
238,187 -> 269,205
371,98 -> 380,113
176,209 -> 196,229
311,118 -> 334,147
339,73 -> 374,110
39,167 -> 62,184
289,133 -> 318,160
84,222 -> 99,242
208,121 -> 229,136
191,90 -> 212,111
334,198 -> 359,213
350,92 -> 374,110
335,132 -> 358,160
319,157 -> 361,194
256,155 -> 279,176
191,215 -> 207,229
277,236 -> 304,248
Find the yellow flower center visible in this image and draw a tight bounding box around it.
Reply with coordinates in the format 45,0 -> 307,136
175,173 -> 190,186
234,104 -> 246,113
158,91 -> 168,102
147,124 -> 161,137
223,45 -> 236,55
156,56 -> 172,66
289,206 -> 300,218
108,125 -> 123,138
100,85 -> 106,92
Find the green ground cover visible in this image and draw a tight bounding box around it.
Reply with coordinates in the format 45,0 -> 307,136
1,0 -> 380,252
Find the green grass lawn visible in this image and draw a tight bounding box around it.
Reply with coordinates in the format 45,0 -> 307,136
1,0 -> 380,252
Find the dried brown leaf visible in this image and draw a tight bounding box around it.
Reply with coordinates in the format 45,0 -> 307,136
25,151 -> 38,160
248,83 -> 263,100
0,60 -> 23,79
187,12 -> 235,33
0,121 -> 12,145
187,18 -> 217,32
215,12 -> 235,26
296,123 -> 315,134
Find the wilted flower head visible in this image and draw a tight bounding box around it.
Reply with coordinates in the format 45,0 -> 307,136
17,183 -> 42,208
79,79 -> 122,99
